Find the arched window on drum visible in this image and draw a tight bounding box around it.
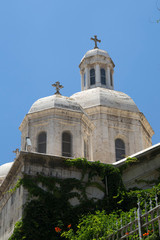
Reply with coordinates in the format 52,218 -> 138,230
37,132 -> 47,153
62,132 -> 72,157
90,68 -> 95,85
101,68 -> 106,85
115,138 -> 125,161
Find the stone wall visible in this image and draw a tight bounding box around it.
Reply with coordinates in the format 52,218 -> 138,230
0,152 -> 105,240
114,144 -> 160,190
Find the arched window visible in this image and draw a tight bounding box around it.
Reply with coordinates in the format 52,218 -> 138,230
37,132 -> 47,153
115,138 -> 125,161
101,68 -> 106,85
62,132 -> 72,157
90,68 -> 95,85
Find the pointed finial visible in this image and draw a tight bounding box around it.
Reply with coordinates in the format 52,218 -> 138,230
90,35 -> 101,49
52,81 -> 64,95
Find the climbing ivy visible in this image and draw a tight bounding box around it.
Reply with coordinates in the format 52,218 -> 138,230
8,157 -> 142,240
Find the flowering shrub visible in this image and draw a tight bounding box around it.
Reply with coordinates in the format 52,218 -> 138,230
55,227 -> 62,233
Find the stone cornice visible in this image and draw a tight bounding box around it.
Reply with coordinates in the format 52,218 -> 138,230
85,106 -> 140,120
19,107 -> 93,132
85,106 -> 154,137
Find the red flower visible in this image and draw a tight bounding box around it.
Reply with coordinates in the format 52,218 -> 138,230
67,224 -> 71,228
55,227 -> 61,233
143,232 -> 150,236
125,232 -> 129,235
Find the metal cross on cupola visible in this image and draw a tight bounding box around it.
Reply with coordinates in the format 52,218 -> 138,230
90,35 -> 101,49
52,81 -> 64,95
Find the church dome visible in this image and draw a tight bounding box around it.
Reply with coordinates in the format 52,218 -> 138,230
71,87 -> 139,112
80,48 -> 111,62
80,48 -> 115,68
0,162 -> 13,178
28,94 -> 84,114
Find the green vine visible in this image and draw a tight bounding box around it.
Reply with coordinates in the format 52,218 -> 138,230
8,178 -> 22,194
8,157 -> 153,240
118,157 -> 138,173
9,158 -> 126,240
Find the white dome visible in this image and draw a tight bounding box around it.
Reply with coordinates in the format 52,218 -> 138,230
0,162 -> 13,178
28,94 -> 84,114
71,88 -> 139,112
81,48 -> 110,61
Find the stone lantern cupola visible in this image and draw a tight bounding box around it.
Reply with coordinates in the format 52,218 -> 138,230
79,36 -> 115,91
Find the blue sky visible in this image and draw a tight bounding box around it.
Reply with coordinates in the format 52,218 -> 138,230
0,0 -> 160,165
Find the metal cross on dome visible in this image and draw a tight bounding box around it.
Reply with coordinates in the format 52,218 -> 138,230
90,35 -> 101,49
52,81 -> 64,95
